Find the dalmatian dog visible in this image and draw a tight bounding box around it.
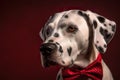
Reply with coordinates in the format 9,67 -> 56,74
39,10 -> 116,80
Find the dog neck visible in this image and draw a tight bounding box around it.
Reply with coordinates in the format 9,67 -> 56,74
73,44 -> 99,68
61,53 -> 103,80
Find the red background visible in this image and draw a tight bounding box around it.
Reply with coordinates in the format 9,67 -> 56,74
0,0 -> 120,80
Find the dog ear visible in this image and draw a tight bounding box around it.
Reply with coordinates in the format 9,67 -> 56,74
85,10 -> 116,53
39,14 -> 57,41
39,15 -> 53,41
39,27 -> 45,41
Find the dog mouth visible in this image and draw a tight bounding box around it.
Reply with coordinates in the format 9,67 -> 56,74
44,58 -> 58,68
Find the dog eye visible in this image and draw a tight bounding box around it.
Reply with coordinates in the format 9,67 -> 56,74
66,25 -> 78,33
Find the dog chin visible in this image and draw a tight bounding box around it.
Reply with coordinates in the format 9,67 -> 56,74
42,59 -> 72,68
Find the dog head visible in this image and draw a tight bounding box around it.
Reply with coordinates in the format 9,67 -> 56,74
39,10 -> 116,68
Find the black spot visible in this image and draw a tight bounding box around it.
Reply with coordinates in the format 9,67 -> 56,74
100,27 -> 104,35
106,34 -> 112,43
112,25 -> 116,32
93,20 -> 97,29
109,24 -> 116,32
100,27 -> 108,36
56,42 -> 63,53
109,23 -> 112,26
64,15 -> 68,18
59,23 -> 66,29
56,42 -> 60,45
97,41 -> 99,43
54,33 -> 59,37
104,44 -> 107,48
78,10 -> 83,16
100,27 -> 112,43
59,45 -> 63,53
57,74 -> 61,80
46,26 -> 53,37
62,61 -> 65,64
97,46 -> 104,53
67,47 -> 72,56
97,16 -> 105,23
104,24 -> 107,27
71,59 -> 74,64
48,40 -> 53,42
95,44 -> 97,48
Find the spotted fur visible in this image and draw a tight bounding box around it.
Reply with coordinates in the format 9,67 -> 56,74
86,10 -> 116,53
39,10 -> 116,80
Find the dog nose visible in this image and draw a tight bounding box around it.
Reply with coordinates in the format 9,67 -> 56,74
40,43 -> 57,56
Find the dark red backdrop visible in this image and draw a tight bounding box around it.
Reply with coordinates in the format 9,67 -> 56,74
0,0 -> 120,80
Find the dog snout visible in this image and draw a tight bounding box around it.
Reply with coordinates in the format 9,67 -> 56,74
40,43 -> 57,56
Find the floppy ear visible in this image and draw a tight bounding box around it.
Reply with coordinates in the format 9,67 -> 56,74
39,27 -> 45,41
85,10 -> 116,53
39,15 -> 53,41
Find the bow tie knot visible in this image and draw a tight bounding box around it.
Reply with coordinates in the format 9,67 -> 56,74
62,54 -> 103,80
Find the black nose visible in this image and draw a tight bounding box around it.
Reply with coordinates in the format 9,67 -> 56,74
40,43 -> 57,56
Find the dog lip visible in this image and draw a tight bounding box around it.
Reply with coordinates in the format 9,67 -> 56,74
48,60 -> 57,65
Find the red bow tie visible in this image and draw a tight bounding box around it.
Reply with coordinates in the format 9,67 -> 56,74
62,54 -> 103,80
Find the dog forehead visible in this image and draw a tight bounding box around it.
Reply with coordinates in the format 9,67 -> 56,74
47,11 -> 68,27
48,10 -> 86,28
